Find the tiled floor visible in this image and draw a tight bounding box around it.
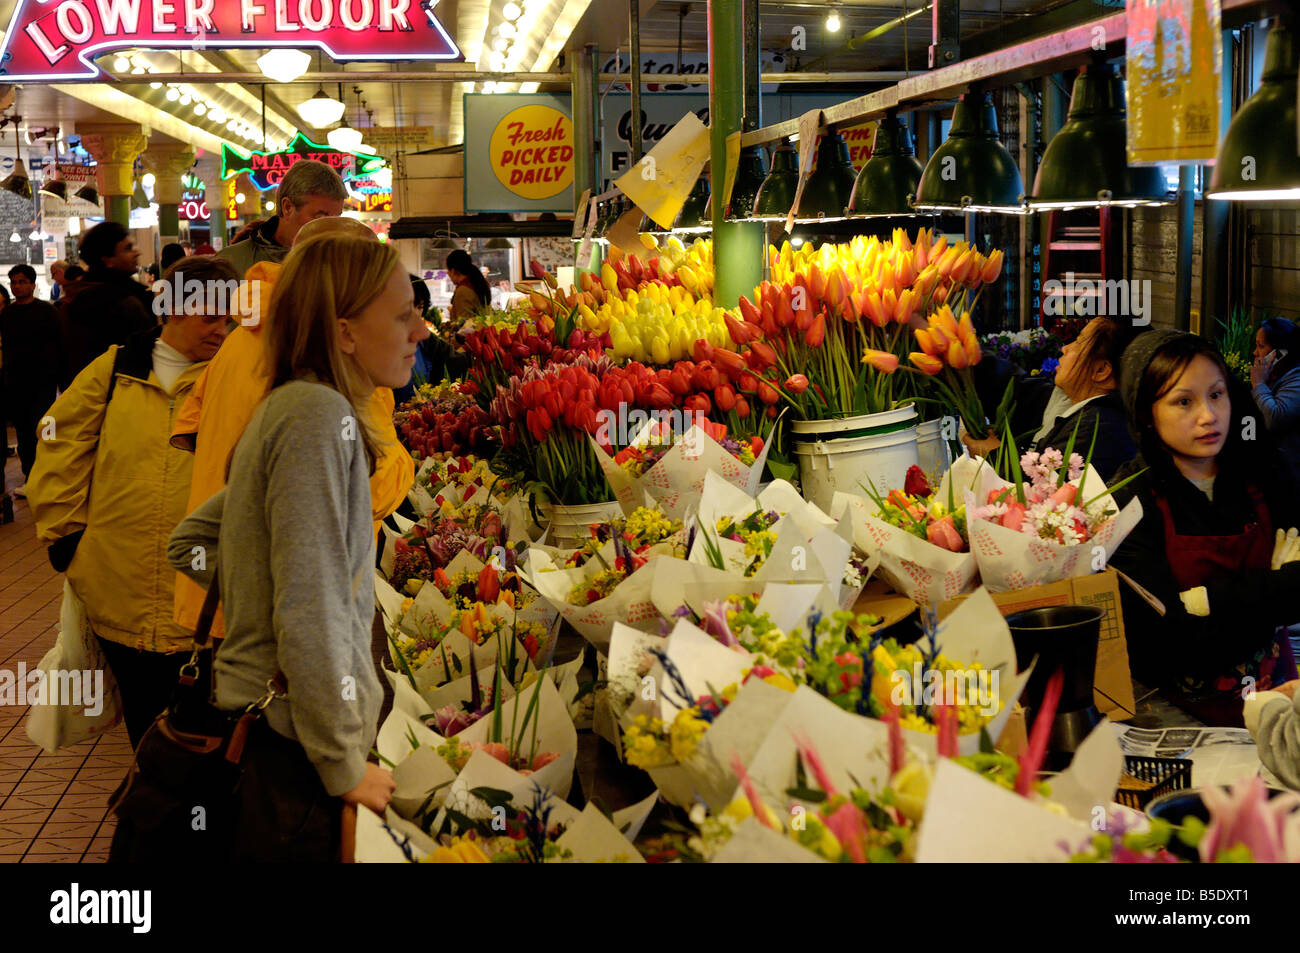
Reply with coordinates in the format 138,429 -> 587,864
0,445 -> 129,863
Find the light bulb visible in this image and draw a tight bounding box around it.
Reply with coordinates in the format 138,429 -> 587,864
256,48 -> 311,84
28,229 -> 39,240
235,192 -> 246,204
113,56 -> 130,72
482,81 -> 496,93
166,87 -> 180,102
193,103 -> 206,115
179,94 -> 192,106
9,231 -> 20,243
142,172 -> 156,187
826,11 -> 841,31
265,200 -> 275,211
150,82 -> 162,90
498,22 -> 516,38
226,119 -> 238,131
131,65 -> 145,75
493,37 -> 508,51
503,1 -> 521,19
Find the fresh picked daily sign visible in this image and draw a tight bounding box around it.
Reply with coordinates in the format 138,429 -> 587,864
0,0 -> 461,81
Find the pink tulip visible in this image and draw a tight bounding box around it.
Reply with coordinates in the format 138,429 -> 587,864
1001,502 -> 1027,532
926,514 -> 966,553
823,801 -> 869,863
479,742 -> 511,765
1200,776 -> 1300,863
531,751 -> 560,771
1049,483 -> 1078,507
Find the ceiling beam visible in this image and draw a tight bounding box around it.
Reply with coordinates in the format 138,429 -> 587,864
135,70 -> 910,84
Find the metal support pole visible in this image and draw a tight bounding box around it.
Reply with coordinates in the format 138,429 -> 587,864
1201,27 -> 1234,340
929,0 -> 959,69
571,45 -> 601,274
742,0 -> 761,131
1173,165 -> 1195,331
629,0 -> 643,163
709,0 -> 764,308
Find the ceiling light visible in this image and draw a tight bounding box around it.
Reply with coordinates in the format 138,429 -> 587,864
848,112 -> 926,216
493,37 -> 509,52
826,10 -> 841,31
673,175 -> 711,233
235,192 -> 246,204
793,131 -> 856,222
751,142 -> 800,220
265,200 -> 275,211
914,89 -> 1026,214
131,65 -> 146,75
298,86 -> 347,127
193,102 -> 207,115
257,48 -> 312,84
179,94 -> 192,106
150,82 -> 162,90
1207,21 -> 1300,202
8,231 -> 19,243
209,107 -> 225,123
482,81 -> 496,93
227,119 -> 238,131
371,167 -> 393,188
722,146 -> 768,220
1,159 -> 32,201
28,228 -> 40,240
166,87 -> 180,102
503,1 -> 522,20
329,126 -> 364,151
142,172 -> 156,188
74,183 -> 98,205
40,177 -> 68,201
356,142 -> 376,154
113,56 -> 130,72
498,22 -> 516,38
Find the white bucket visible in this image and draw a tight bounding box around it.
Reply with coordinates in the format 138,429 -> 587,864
916,418 -> 953,478
539,500 -> 624,550
791,408 -> 920,512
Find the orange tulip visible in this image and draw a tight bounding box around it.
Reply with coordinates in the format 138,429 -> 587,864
882,288 -> 898,324
930,233 -> 948,261
845,289 -> 866,323
805,311 -> 826,348
893,288 -> 915,323
916,265 -> 940,298
910,352 -> 943,375
861,348 -> 900,374
958,311 -> 978,347
915,241 -> 929,271
947,337 -> 969,370
895,254 -> 916,290
933,305 -> 961,340
808,263 -> 828,304
864,291 -> 889,328
935,245 -> 961,278
980,249 -> 1006,284
950,248 -> 977,285
933,284 -> 950,305
914,327 -> 940,357
964,331 -> 981,367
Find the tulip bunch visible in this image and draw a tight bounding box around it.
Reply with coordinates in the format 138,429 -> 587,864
395,382 -> 495,459
860,465 -> 970,554
735,229 -> 1004,420
908,305 -> 988,439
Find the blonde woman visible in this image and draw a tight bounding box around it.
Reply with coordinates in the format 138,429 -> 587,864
166,234 -> 425,860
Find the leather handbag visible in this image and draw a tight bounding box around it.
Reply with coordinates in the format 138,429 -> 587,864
107,569 -> 287,862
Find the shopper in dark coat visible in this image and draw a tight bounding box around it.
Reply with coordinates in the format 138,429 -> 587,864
63,222 -> 155,384
1109,329 -> 1300,727
1250,317 -> 1300,486
1,264 -> 61,495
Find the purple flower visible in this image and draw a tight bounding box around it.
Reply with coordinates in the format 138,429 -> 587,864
700,600 -> 738,647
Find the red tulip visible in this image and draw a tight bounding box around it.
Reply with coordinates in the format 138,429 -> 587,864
785,374 -> 810,394
804,312 -> 826,348
714,348 -> 746,379
748,340 -> 777,368
476,563 -> 501,603
693,339 -> 715,363
757,380 -> 779,405
734,396 -> 751,419
714,384 -> 738,412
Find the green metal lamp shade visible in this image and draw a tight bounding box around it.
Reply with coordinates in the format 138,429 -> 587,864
795,131 -> 857,221
915,91 -> 1025,213
726,145 -> 769,219
1208,22 -> 1300,201
673,174 -> 711,232
751,143 -> 800,220
1029,61 -> 1170,209
848,114 -> 925,216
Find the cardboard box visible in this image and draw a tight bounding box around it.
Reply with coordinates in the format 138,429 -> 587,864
937,569 -> 1136,722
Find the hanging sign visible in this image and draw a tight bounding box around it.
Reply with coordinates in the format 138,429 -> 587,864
221,132 -> 386,191
40,160 -> 100,225
1125,0 -> 1223,165
0,0 -> 461,81
464,94 -> 574,213
179,198 -> 210,221
225,177 -> 239,218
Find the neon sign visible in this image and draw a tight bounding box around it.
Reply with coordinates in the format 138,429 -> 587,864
222,132 -> 386,192
0,0 -> 461,82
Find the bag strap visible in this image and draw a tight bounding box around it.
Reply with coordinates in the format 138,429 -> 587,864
182,569 -> 287,700
192,564 -> 221,651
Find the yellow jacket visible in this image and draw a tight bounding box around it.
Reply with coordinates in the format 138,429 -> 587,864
170,260 -> 414,635
29,331 -> 207,653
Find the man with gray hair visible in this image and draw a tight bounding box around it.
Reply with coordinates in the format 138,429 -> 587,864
217,159 -> 349,275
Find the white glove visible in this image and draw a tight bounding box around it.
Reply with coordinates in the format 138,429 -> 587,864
1271,527 -> 1300,570
1179,586 -> 1210,617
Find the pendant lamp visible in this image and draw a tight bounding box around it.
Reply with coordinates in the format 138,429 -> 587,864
1207,21 -> 1300,201
673,174 -> 711,233
848,112 -> 925,216
751,142 -> 800,220
726,145 -> 769,219
1,114 -> 32,201
914,90 -> 1026,214
257,49 -> 311,84
793,131 -> 856,222
1028,60 -> 1170,209
298,87 -> 346,127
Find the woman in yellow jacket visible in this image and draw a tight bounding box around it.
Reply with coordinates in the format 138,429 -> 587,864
28,256 -> 238,747
169,217 -> 414,639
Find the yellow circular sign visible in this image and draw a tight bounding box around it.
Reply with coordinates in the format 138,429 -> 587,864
489,104 -> 574,200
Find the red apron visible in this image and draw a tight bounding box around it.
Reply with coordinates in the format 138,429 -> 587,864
1156,486 -> 1298,726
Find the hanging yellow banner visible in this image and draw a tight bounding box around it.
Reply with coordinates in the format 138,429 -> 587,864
1125,0 -> 1223,165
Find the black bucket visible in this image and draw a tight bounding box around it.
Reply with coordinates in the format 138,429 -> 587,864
1004,605 -> 1106,770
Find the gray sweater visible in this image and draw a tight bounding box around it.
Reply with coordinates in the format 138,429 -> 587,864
1245,690 -> 1300,791
168,379 -> 380,797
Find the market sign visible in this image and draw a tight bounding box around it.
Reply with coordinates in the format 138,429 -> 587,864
1125,0 -> 1222,165
0,0 -> 461,82
465,93 -> 574,213
179,197 -> 210,221
225,176 -> 239,218
221,132 -> 386,191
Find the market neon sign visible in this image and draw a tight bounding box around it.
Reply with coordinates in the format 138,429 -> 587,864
0,0 -> 461,81
222,132 -> 386,191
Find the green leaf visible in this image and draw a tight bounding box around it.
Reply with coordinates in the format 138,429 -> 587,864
468,786 -> 517,811
784,785 -> 828,803
978,725 -> 996,754
767,457 -> 798,484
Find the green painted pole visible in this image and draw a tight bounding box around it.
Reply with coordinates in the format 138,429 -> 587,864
105,195 -> 131,227
159,204 -> 180,242
571,44 -> 602,275
709,0 -> 763,308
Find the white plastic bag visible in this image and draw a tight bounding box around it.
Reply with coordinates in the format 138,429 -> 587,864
25,581 -> 123,752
